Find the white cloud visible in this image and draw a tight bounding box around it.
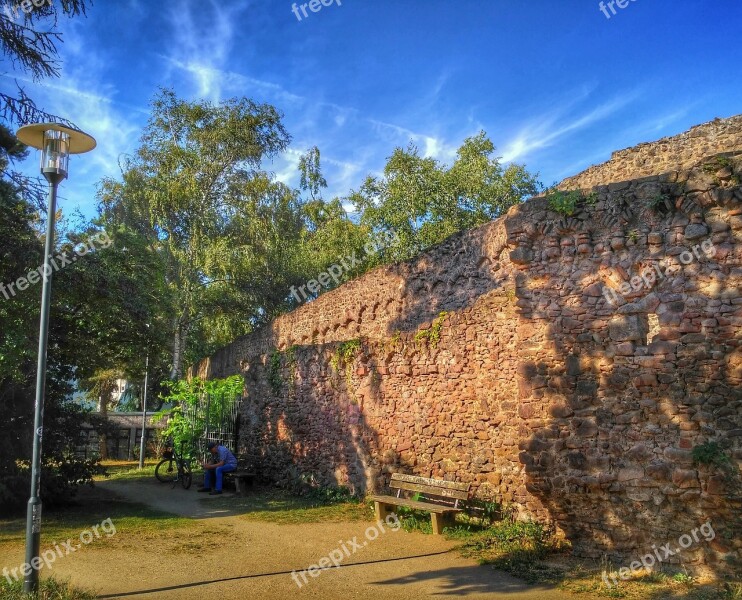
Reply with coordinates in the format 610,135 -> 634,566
499,88 -> 642,163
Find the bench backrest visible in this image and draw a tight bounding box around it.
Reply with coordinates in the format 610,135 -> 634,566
390,473 -> 470,508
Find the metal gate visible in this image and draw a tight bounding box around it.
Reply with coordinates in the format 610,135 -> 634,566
182,392 -> 243,463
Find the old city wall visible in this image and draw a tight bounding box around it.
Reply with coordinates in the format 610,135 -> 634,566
194,116 -> 742,571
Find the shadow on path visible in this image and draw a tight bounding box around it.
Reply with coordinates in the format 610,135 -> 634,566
97,550 -> 454,598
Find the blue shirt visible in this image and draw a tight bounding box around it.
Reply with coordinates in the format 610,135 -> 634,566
217,445 -> 238,468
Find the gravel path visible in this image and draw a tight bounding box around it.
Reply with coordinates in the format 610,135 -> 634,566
4,479 -> 586,600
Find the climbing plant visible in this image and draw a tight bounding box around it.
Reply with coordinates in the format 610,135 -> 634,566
330,339 -> 362,401
414,311 -> 448,349
268,349 -> 283,393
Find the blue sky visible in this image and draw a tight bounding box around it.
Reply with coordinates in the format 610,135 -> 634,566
4,0 -> 741,220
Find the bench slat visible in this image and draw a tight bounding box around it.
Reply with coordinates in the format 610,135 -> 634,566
370,495 -> 462,514
390,479 -> 469,500
390,473 -> 470,493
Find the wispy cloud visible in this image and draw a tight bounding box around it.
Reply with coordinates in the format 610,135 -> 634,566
163,0 -> 248,101
499,88 -> 642,163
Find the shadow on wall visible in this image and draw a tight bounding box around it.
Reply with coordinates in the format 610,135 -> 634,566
505,159 -> 742,575
240,342 -> 382,496
228,154 -> 740,578
378,156 -> 742,575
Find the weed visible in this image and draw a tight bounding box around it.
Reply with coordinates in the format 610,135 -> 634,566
672,571 -> 695,585
330,339 -> 362,401
459,519 -> 563,584
547,189 -> 581,215
268,349 -> 283,393
414,311 -> 448,349
703,156 -> 741,185
0,577 -> 97,600
649,193 -> 673,213
692,442 -> 731,468
584,191 -> 599,207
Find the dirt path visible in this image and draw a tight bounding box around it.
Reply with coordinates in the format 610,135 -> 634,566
3,480 -> 586,600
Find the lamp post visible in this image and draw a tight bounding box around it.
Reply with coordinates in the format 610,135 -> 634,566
138,346 -> 150,470
16,123 -> 96,594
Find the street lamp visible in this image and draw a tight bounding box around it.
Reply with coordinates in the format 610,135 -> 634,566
138,323 -> 151,470
16,123 -> 96,594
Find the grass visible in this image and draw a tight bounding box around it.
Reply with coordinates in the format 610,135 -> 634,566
94,460 -> 159,482
2,479 -> 739,599
206,485 -> 374,524
0,486 -> 190,547
555,562 -> 742,599
390,505 -> 742,600
0,577 -> 97,599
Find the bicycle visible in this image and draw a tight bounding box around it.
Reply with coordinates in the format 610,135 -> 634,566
154,441 -> 193,489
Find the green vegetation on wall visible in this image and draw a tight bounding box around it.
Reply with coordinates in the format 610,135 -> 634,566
330,339 -> 362,401
414,311 -> 448,348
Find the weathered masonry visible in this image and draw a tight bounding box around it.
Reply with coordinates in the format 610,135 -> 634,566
194,115 -> 742,573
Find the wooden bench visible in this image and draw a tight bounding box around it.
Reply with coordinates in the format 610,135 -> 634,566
370,474 -> 470,534
223,465 -> 256,495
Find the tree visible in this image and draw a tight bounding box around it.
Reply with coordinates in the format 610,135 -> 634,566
1,0 -> 92,209
298,146 -> 327,201
349,132 -> 541,262
0,0 -> 89,125
98,89 -> 293,378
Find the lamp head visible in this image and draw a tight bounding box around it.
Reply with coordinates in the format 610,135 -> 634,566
16,123 -> 96,183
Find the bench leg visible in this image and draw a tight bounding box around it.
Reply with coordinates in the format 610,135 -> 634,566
431,513 -> 454,535
375,501 -> 393,523
235,477 -> 244,496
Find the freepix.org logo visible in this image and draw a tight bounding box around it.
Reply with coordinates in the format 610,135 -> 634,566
598,0 -> 639,20
2,0 -> 52,21
291,0 -> 342,22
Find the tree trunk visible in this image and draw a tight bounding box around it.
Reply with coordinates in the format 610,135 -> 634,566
97,382 -> 113,460
170,315 -> 189,380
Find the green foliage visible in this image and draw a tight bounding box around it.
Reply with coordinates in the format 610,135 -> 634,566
703,155 -> 741,185
414,311 -> 448,348
692,442 -> 731,468
671,572 -> 695,585
268,346 -> 299,394
545,188 -> 583,216
584,191 -> 599,207
0,576 -> 97,600
467,498 -> 514,527
330,339 -> 362,373
151,375 -> 243,453
627,229 -> 640,243
98,88 -> 293,377
395,494 -> 434,533
268,349 -> 283,393
649,193 -> 673,213
298,146 -> 327,201
349,132 -> 541,263
459,519 -> 560,584
330,339 -> 362,401
304,484 -> 358,504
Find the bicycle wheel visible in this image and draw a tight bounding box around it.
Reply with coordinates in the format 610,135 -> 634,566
180,462 -> 192,490
155,458 -> 177,483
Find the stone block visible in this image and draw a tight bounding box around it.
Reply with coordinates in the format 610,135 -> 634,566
609,315 -> 648,342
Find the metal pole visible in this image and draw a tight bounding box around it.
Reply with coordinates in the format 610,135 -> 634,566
24,178 -> 60,593
138,352 -> 149,470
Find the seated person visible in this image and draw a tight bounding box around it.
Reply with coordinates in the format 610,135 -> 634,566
198,441 -> 238,495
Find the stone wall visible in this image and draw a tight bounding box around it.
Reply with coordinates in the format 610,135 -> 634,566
559,114 -> 742,191
194,118 -> 742,573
